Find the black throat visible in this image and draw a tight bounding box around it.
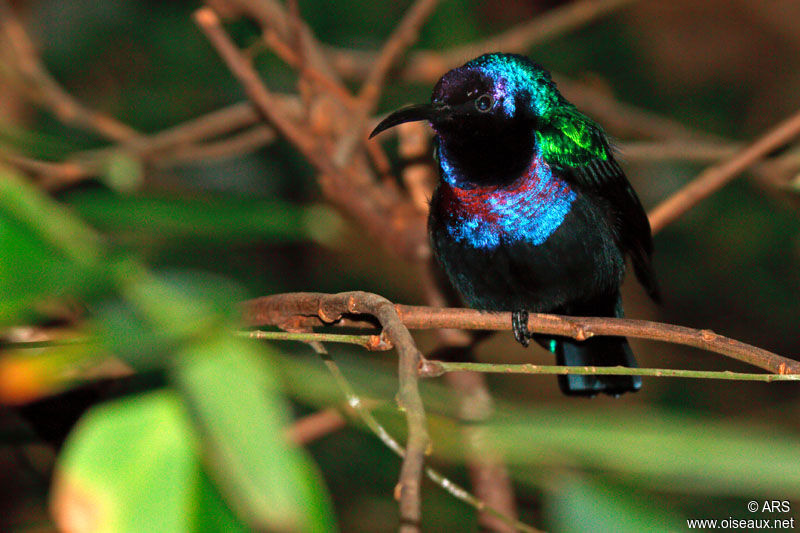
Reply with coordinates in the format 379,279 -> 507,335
436,118 -> 536,188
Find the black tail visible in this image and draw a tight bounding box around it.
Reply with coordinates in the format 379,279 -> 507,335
551,336 -> 641,397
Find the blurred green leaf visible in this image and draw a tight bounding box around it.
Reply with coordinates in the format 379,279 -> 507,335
0,167 -> 101,265
173,334 -> 336,532
272,351 -> 800,497
544,475 -> 682,532
486,408 -> 800,496
0,166 -> 106,322
52,390 -> 246,532
64,189 -> 342,245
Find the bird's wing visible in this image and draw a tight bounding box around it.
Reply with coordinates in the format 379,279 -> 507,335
539,107 -> 660,301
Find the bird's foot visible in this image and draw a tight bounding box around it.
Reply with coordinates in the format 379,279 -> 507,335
512,310 -> 531,347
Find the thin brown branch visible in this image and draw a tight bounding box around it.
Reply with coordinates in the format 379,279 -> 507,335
619,140 -> 743,162
287,408 -> 347,445
331,293 -> 430,531
194,8 -> 326,169
437,0 -> 636,70
334,0 -> 440,168
326,0 -> 636,83
223,0 -> 341,81
648,107 -> 800,233
299,339 -> 538,532
158,125 -> 277,167
258,291 -> 430,530
195,7 -> 428,262
359,0 -> 440,109
242,292 -> 800,376
0,0 -> 141,143
262,28 -> 357,108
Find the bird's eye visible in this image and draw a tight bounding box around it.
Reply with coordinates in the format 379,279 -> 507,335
475,94 -> 494,112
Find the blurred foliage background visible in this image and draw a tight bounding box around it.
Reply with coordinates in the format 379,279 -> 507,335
1,0 -> 799,531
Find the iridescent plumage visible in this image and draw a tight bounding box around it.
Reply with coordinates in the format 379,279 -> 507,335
371,53 -> 659,396
439,146 -> 576,249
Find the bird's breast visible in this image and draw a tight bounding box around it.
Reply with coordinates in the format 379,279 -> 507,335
435,156 -> 576,249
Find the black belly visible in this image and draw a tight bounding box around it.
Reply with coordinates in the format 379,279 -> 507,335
429,193 -> 626,314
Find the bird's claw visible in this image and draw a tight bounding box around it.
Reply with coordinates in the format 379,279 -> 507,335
512,310 -> 531,347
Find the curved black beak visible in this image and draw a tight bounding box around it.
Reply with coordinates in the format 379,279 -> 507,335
369,103 -> 449,139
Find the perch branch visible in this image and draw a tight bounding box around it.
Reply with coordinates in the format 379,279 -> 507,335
242,292 -> 800,376
418,362 -> 800,382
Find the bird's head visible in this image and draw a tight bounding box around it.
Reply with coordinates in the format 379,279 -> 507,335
370,53 -> 564,186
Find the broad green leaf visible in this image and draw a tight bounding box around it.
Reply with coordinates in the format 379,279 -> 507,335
173,335 -> 336,532
52,390 -> 246,532
63,189 -> 341,245
544,475 -> 683,532
0,167 -> 101,266
0,166 -> 106,322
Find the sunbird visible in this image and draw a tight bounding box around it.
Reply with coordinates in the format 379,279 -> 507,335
371,53 -> 658,396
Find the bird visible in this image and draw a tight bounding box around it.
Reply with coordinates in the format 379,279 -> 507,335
370,53 -> 659,396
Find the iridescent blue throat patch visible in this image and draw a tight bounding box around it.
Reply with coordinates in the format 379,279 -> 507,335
438,151 -> 576,249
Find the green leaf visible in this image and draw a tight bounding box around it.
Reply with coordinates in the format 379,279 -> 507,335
544,475 -> 683,532
173,334 -> 336,533
52,390 -> 246,532
0,166 -> 106,322
63,189 -> 342,245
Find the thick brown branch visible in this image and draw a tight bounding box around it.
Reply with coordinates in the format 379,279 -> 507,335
243,292 -> 800,376
648,108 -> 800,233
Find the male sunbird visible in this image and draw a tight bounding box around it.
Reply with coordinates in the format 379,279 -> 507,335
370,53 -> 658,396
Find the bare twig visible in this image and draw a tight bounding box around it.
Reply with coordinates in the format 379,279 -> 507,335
419,361 -> 800,382
194,8 -> 325,168
195,7 -> 428,261
288,408 -> 347,445
333,293 -> 429,531
326,0 -> 636,83
243,292 -> 800,375
648,107 -> 800,233
334,0 -> 440,168
252,291 -> 430,530
0,0 -> 141,143
358,0 -> 440,109
292,338 -> 539,533
262,28 -> 357,108
236,329 -> 391,351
